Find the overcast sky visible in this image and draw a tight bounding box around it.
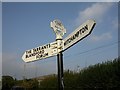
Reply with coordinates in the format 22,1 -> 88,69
2,2 -> 118,80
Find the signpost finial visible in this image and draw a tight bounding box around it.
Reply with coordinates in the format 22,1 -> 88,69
50,19 -> 66,40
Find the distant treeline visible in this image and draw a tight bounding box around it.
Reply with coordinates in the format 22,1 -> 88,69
2,57 -> 120,90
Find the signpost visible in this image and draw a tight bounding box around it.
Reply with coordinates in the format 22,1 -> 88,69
22,19 -> 96,90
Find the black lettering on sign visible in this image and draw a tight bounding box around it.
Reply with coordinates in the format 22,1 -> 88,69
25,44 -> 50,59
36,47 -> 39,51
84,25 -> 88,30
75,31 -> 79,38
26,50 -> 31,54
33,48 -> 37,52
79,25 -> 88,35
26,55 -> 29,58
79,28 -> 84,34
64,24 -> 88,46
32,44 -> 50,53
41,44 -> 50,50
25,53 -> 35,59
39,47 -> 41,50
43,46 -> 45,49
37,49 -> 44,55
31,53 -> 36,57
25,49 -> 44,59
36,53 -> 48,59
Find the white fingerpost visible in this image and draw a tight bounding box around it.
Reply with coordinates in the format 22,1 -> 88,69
51,19 -> 66,90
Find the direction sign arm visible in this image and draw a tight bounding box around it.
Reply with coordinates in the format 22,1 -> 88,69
63,19 -> 96,51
